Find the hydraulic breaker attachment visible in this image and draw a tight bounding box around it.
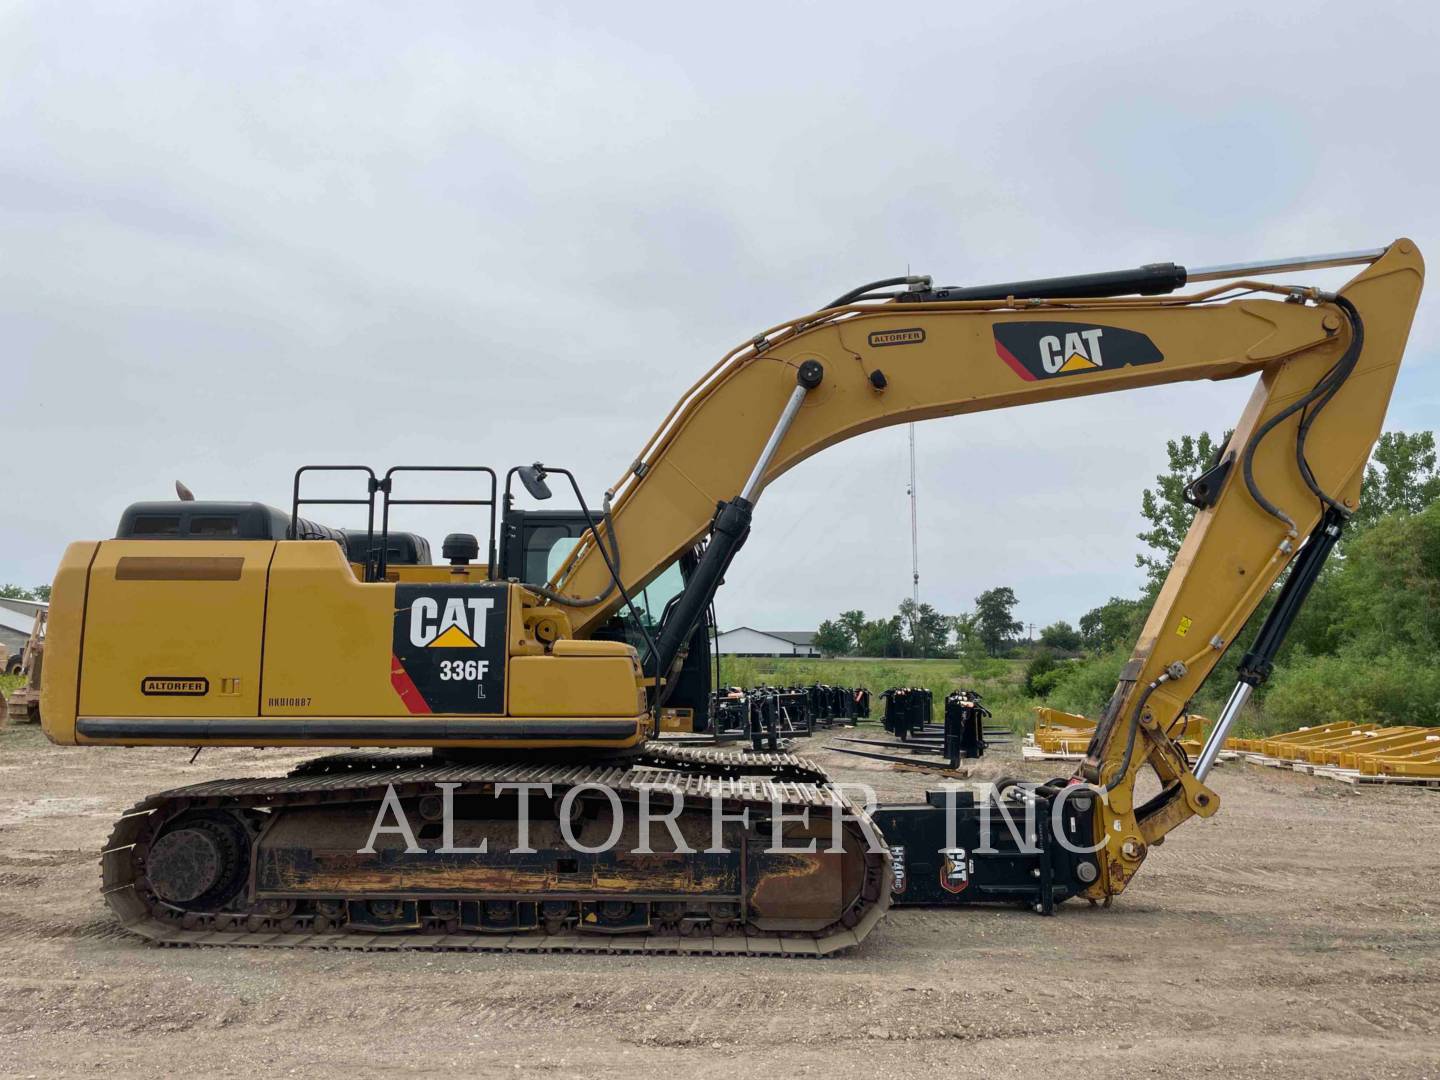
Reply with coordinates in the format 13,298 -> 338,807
873,785 -> 1099,914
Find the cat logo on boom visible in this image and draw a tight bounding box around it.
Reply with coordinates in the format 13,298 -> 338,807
991,321 -> 1164,382
1040,328 -> 1106,373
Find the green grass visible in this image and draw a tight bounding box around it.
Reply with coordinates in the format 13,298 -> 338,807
0,673 -> 24,695
715,655 -> 1035,732
710,654 -> 1315,741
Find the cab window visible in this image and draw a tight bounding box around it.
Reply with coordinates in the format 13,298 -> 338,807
545,535 -> 580,581
524,524 -> 587,584
632,562 -> 685,629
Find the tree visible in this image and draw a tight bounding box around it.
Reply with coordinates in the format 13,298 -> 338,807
1079,596 -> 1144,652
838,609 -> 867,647
1038,620 -> 1082,653
857,615 -> 904,658
1318,498 -> 1440,655
898,599 -> 952,658
1350,430 -> 1440,534
914,603 -> 952,658
1136,431 -> 1228,587
813,619 -> 852,657
973,587 -> 1022,657
950,612 -> 986,657
1263,500 -> 1440,728
30,585 -> 51,602
1135,429 -> 1437,586
897,599 -> 919,655
1024,650 -> 1065,696
0,585 -> 35,600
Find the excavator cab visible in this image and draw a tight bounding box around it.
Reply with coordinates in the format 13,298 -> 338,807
498,499 -> 714,732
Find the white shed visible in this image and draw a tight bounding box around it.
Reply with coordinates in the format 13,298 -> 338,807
714,627 -> 819,657
0,605 -> 43,657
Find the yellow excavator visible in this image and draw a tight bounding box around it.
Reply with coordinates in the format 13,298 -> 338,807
40,238 -> 1423,954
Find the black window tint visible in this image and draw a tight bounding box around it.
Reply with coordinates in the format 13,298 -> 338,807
131,516 -> 181,535
189,516 -> 240,536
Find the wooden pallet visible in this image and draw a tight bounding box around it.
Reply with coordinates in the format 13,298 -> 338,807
1312,766 -> 1440,788
1237,752 -> 1294,769
1021,742 -> 1083,762
1022,739 -> 1237,767
1232,753 -> 1440,788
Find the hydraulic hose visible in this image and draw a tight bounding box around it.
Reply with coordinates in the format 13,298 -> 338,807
822,275 -> 930,309
1294,296 -> 1365,517
523,490 -> 623,609
1112,301 -> 1364,794
1105,674 -> 1168,792
1241,295 -> 1365,529
534,470 -> 661,715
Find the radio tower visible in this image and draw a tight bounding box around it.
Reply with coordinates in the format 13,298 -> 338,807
907,424 -> 920,607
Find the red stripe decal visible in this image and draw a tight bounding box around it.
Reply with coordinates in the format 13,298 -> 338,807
994,339 -> 1037,381
390,653 -> 432,714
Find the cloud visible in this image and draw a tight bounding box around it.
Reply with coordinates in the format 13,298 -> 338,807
2,0 -> 1436,635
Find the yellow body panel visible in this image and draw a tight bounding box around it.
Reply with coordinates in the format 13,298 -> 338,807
263,541 -> 410,716
78,541 -> 273,718
38,541 -> 98,744
508,651 -> 646,717
381,564 -> 491,583
46,538 -> 650,748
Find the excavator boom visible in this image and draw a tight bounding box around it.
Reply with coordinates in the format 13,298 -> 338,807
544,238 -> 1422,898
555,243 -> 1422,641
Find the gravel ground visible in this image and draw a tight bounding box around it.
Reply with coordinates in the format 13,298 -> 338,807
2,723 -> 1438,1079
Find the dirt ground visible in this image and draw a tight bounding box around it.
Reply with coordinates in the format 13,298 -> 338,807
1,723 -> 1437,1079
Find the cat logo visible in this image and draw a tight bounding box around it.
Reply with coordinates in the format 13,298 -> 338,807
992,321 -> 1163,382
408,596 -> 495,648
939,847 -> 970,894
391,584 -> 508,715
1040,328 -> 1106,373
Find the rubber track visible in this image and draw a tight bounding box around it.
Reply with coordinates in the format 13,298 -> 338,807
100,743 -> 891,957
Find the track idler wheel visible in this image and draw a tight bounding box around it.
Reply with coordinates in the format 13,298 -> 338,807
144,811 -> 251,911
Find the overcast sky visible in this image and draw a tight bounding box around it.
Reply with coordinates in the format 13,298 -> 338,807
3,2 -> 1437,634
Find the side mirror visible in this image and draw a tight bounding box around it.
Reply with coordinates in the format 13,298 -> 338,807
518,463 -> 552,501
